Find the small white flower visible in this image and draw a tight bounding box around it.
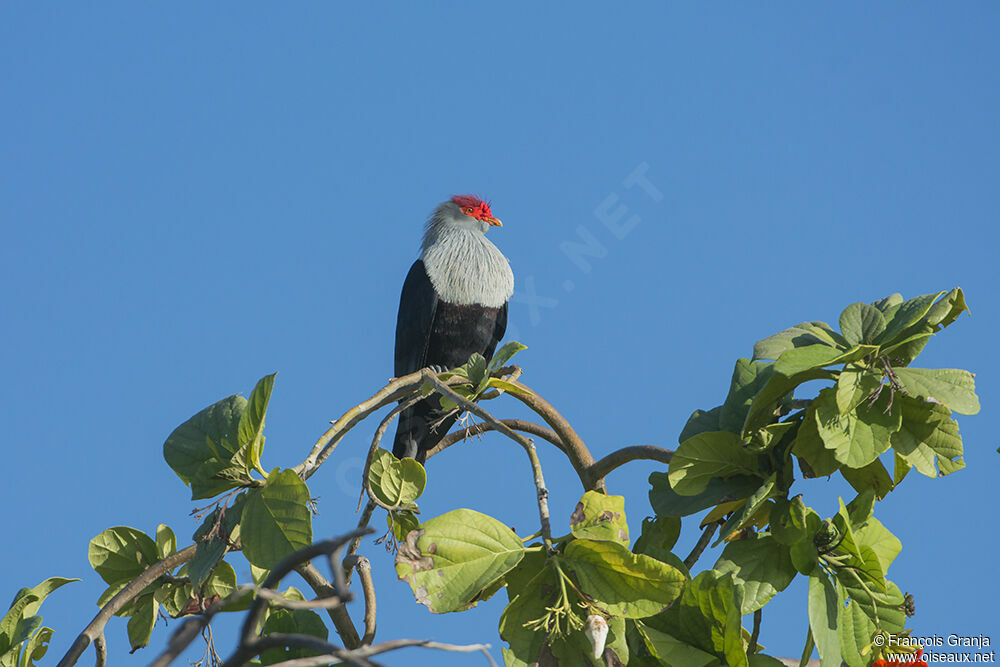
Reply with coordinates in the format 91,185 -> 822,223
584,614 -> 609,659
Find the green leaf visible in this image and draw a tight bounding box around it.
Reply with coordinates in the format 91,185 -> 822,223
839,303 -> 886,346
570,491 -> 629,545
837,574 -> 905,632
489,341 -> 528,372
20,626 -> 52,667
163,394 -> 247,492
876,291 -> 946,345
808,568 -> 841,667
649,472 -> 760,518
719,359 -> 775,433
126,594 -> 157,652
388,510 -> 420,543
563,540 -> 685,618
188,461 -> 249,501
771,495 -> 811,546
792,405 -> 841,478
838,596 -> 876,667
0,593 -> 37,654
88,527 -> 159,586
679,406 -> 723,442
840,459 -> 894,500
499,565 -> 556,664
924,287 -> 969,329
395,509 -> 524,613
485,378 -> 532,396
853,518 -> 902,574
714,534 -> 796,613
235,373 -> 275,477
712,474 -> 777,547
241,470 -> 312,570
632,620 -> 720,667
259,609 -> 328,665
871,293 -> 903,312
813,388 -> 900,469
893,367 -> 979,415
753,321 -> 845,361
155,525 -> 176,560
835,369 -> 882,415
891,395 -> 965,477
773,344 -> 876,377
668,432 -> 758,496
642,570 -> 746,667
20,578 -> 78,618
367,448 -> 426,509
742,367 -> 837,439
633,516 -> 681,562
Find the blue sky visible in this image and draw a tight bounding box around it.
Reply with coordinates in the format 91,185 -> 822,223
2,3 -> 997,665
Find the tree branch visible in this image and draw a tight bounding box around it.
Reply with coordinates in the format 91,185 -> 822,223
57,545 -> 198,667
295,563 -> 361,649
259,638 -> 498,667
588,444 -> 674,482
684,522 -> 719,570
428,418 -> 565,458
343,556 -> 376,645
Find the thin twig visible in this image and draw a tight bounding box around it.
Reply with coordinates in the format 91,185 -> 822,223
684,522 -> 719,570
58,545 -> 198,667
252,588 -> 348,611
258,639 -> 497,667
147,586 -> 254,667
749,608 -> 762,657
343,556 -> 376,645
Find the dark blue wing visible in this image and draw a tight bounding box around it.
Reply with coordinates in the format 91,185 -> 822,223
394,260 -> 438,378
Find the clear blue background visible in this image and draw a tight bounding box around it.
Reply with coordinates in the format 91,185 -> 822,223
2,4 -> 997,665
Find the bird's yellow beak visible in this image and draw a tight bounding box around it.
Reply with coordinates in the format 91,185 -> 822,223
487,216 -> 502,227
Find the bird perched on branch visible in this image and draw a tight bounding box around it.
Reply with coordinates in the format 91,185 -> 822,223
393,195 -> 514,462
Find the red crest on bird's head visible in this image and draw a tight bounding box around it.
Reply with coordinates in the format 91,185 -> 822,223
451,195 -> 502,226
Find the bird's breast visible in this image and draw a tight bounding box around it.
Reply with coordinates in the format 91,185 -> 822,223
421,232 -> 513,308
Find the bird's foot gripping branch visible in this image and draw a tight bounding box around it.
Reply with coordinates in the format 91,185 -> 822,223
20,288 -> 976,667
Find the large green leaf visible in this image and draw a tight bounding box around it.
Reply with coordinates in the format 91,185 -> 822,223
840,459 -> 894,500
240,470 -> 312,570
20,626 -> 53,667
714,534 -> 796,614
838,596 -> 877,667
642,570 -> 747,667
792,405 -> 841,478
88,527 -> 159,586
893,367 -> 979,415
499,565 -> 557,665
876,291 -> 945,346
668,432 -> 758,496
649,472 -> 760,518
839,303 -> 887,346
126,594 -> 157,652
679,406 -> 724,442
163,394 -> 247,487
773,344 -> 875,377
808,568 -> 841,667
753,321 -> 845,361
395,509 -> 524,613
368,448 -> 426,509
234,373 -> 275,477
853,518 -> 901,573
632,620 -> 721,667
742,367 -> 837,439
719,359 -> 775,433
0,594 -> 37,654
712,475 -> 776,547
189,494 -> 245,587
891,396 -> 964,477
570,491 -> 629,545
563,540 -> 685,618
259,608 -> 328,665
812,388 -> 900,469
20,578 -> 78,618
632,516 -> 682,562
835,369 -> 882,415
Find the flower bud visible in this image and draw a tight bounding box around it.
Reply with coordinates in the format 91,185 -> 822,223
584,614 -> 608,659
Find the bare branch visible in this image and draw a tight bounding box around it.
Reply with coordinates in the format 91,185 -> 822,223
252,588 -> 348,611
147,586 -> 253,667
684,522 -> 719,570
259,639 -> 497,667
58,545 -> 198,667
343,556 -> 376,645
94,634 -> 106,667
588,444 -> 674,482
295,563 -> 361,650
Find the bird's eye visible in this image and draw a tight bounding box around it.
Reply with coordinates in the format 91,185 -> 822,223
464,207 -> 474,214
